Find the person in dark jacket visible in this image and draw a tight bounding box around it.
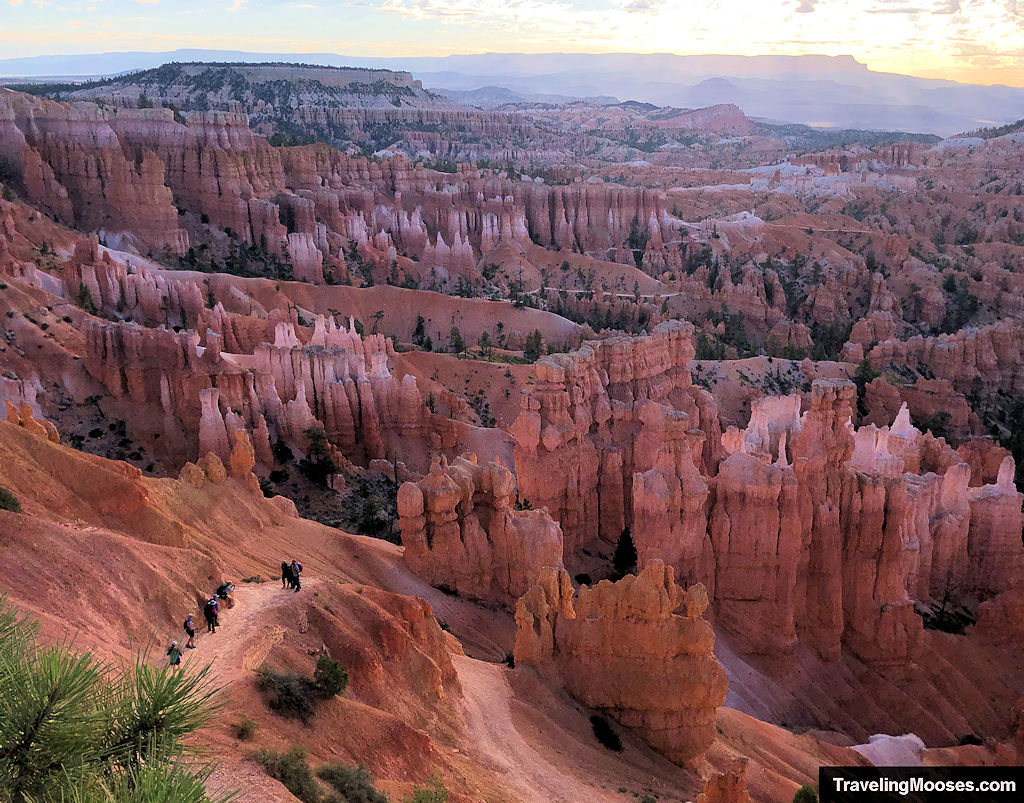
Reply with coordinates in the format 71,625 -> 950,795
183,614 -> 196,649
167,641 -> 182,666
203,597 -> 219,633
216,581 -> 236,608
289,559 -> 303,592
281,561 -> 294,589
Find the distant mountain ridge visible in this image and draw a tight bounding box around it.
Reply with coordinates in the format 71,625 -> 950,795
2,49 -> 1020,135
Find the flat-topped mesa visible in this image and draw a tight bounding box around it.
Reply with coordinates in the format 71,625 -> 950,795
514,561 -> 728,768
398,454 -> 564,607
510,320 -> 721,553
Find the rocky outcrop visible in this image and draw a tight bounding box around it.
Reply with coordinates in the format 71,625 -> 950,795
510,320 -> 720,553
510,320 -> 1023,668
4,400 -> 59,443
867,319 -> 1024,397
398,454 -> 564,606
514,561 -> 728,767
698,758 -> 752,803
0,91 -> 187,254
81,312 -> 439,471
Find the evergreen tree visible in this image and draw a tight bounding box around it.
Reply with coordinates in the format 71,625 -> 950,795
478,330 -> 492,357
611,528 -> 638,579
524,329 -> 544,361
0,597 -> 227,802
448,326 -> 465,354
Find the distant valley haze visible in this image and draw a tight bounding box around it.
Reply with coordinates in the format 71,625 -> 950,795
1,48 -> 1023,136
2,0 -> 1023,135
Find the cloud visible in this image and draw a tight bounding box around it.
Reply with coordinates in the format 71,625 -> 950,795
619,0 -> 668,11
796,0 -> 816,12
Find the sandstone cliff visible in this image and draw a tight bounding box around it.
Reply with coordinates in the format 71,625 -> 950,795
514,561 -> 728,768
398,454 -> 564,606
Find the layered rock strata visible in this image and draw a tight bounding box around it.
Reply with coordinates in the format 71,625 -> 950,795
398,454 -> 564,606
514,561 -> 728,768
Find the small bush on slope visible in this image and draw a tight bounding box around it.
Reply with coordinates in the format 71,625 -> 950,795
256,656 -> 349,724
254,747 -> 323,803
403,775 -> 449,803
590,714 -> 623,752
0,486 -> 21,513
255,668 -> 320,724
314,656 -> 349,698
317,763 -> 387,803
794,785 -> 819,803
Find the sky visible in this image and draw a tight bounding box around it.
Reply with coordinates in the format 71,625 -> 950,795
1,0 -> 1023,86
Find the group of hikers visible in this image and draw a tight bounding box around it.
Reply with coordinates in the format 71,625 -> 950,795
165,581 -> 236,666
165,561 -> 305,666
281,558 -> 304,592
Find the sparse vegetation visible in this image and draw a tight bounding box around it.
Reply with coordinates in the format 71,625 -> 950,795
254,746 -> 324,803
256,655 -> 348,724
0,486 -> 21,513
590,714 -> 623,752
234,715 -> 258,741
317,762 -> 388,803
793,785 -> 818,803
403,775 -> 449,803
524,329 -> 544,361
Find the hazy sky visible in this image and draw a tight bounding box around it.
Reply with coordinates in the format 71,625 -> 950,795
2,0 -> 1023,86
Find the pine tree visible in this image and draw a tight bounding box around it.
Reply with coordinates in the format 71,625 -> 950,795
448,326 -> 465,354
0,596 -> 227,802
611,527 -> 637,580
524,329 -> 544,361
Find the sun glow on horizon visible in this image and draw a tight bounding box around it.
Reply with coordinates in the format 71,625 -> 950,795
0,0 -> 1022,87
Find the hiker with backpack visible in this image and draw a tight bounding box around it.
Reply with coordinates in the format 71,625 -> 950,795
289,559 -> 303,592
281,561 -> 294,589
183,613 -> 196,649
166,641 -> 182,667
203,597 -> 219,633
216,581 -> 236,609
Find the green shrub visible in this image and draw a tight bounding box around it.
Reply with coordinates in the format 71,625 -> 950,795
314,655 -> 349,698
317,762 -> 387,803
793,784 -> 819,803
254,746 -> 323,803
234,715 -> 258,741
590,714 -> 622,752
256,667 -> 320,724
257,656 -> 349,723
0,486 -> 21,513
403,774 -> 449,803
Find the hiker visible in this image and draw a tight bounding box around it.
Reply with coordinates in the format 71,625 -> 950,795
281,561 -> 294,589
216,581 -> 236,609
183,613 -> 196,649
166,641 -> 182,667
289,559 -> 303,592
203,597 -> 219,633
